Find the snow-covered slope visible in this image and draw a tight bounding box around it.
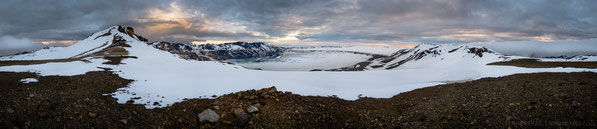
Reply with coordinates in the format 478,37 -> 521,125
150,41 -> 287,61
1,26 -> 595,109
0,27 -> 118,60
362,43 -> 516,70
0,26 -> 148,61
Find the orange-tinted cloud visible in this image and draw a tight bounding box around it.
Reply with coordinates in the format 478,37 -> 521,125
41,40 -> 79,45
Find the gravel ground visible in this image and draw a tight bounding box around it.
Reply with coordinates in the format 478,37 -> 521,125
489,59 -> 597,68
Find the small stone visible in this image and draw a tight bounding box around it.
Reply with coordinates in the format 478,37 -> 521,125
247,106 -> 259,114
236,113 -> 250,127
55,86 -> 65,91
233,108 -> 245,116
275,99 -> 280,102
120,119 -> 128,124
29,94 -> 35,97
223,121 -> 232,125
506,116 -> 513,121
88,112 -> 98,118
5,108 -> 14,113
575,112 -> 586,121
197,109 -> 220,123
213,106 -> 220,110
268,86 -> 277,93
38,112 -> 48,117
345,119 -> 358,123
418,115 -> 427,121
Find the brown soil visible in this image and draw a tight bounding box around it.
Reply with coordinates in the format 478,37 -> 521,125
489,59 -> 597,68
0,58 -> 85,67
1,71 -> 596,128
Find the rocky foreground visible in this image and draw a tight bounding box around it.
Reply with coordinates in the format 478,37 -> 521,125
0,71 -> 596,128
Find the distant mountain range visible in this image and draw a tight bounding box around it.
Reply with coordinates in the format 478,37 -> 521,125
149,41 -> 287,61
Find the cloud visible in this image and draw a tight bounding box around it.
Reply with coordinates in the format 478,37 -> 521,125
0,35 -> 48,56
1,0 -> 597,45
472,39 -> 597,57
0,35 -> 37,50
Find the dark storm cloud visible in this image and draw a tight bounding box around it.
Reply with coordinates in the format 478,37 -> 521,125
0,0 -> 165,41
1,0 -> 596,44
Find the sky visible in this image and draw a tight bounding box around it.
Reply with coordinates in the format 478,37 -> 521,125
0,0 -> 597,53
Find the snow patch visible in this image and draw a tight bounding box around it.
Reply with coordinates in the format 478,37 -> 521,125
20,78 -> 38,83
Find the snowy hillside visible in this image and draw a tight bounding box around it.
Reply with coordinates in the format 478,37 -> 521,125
0,26 -> 148,61
357,43 -> 516,70
0,26 -> 595,109
0,27 -> 118,60
150,41 -> 286,61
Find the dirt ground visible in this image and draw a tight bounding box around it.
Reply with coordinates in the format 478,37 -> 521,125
489,59 -> 597,68
1,69 -> 596,128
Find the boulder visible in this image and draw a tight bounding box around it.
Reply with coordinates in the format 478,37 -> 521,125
236,113 -> 250,127
197,109 -> 220,123
267,86 -> 277,93
247,106 -> 259,114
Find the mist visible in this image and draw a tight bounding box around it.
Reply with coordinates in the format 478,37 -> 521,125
0,35 -> 46,56
471,39 -> 597,57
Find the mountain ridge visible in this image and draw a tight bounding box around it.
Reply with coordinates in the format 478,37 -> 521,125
317,43 -> 512,71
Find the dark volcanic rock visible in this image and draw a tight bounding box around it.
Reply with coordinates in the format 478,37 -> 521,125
125,27 -> 135,36
467,47 -> 493,57
236,113 -> 250,127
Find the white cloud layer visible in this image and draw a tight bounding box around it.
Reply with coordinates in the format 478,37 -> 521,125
473,39 -> 597,57
0,35 -> 36,50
